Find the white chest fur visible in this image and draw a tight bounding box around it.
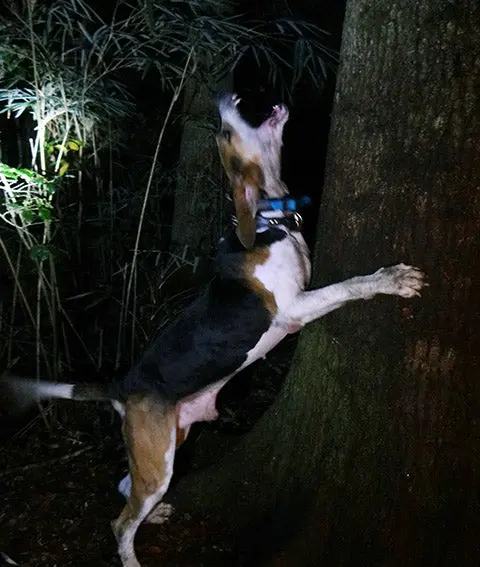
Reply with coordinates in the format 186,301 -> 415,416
254,231 -> 311,313
240,230 -> 311,367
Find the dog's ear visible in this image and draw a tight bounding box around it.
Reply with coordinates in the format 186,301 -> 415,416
216,118 -> 264,249
233,181 -> 260,249
232,161 -> 263,249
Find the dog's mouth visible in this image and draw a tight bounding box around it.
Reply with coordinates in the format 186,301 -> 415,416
265,104 -> 289,128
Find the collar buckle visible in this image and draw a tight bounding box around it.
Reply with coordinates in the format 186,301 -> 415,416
260,211 -> 304,232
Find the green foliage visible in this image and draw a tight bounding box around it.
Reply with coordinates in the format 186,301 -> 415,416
140,0 -> 337,96
0,0 -> 336,101
45,138 -> 83,177
0,163 -> 56,226
29,243 -> 52,261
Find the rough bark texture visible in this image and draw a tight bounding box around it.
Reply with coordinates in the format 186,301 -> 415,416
170,76 -> 231,255
172,2 -> 480,565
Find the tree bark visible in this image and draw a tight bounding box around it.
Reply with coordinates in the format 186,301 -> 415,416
172,2 -> 480,565
170,75 -> 232,256
170,0 -> 235,256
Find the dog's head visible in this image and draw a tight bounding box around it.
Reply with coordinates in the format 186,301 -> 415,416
215,93 -> 289,249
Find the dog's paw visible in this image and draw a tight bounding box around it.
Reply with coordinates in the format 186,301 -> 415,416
268,103 -> 289,126
145,502 -> 174,524
374,263 -> 427,298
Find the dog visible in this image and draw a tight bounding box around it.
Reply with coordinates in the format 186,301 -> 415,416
2,93 -> 426,567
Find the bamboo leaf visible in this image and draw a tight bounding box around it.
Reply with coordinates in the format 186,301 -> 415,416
29,244 -> 51,261
67,140 -> 81,151
22,209 -> 35,222
38,207 -> 52,220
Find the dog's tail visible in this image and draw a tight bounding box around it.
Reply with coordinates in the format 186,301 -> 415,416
1,376 -> 116,413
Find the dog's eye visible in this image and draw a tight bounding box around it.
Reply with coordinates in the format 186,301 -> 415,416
221,129 -> 232,143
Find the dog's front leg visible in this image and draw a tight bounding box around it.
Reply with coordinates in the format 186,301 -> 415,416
279,263 -> 426,328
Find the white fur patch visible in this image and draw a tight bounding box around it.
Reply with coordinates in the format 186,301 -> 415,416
253,232 -> 311,313
176,379 -> 228,429
37,382 -> 75,399
12,379 -> 75,401
112,400 -> 126,419
118,474 -> 132,499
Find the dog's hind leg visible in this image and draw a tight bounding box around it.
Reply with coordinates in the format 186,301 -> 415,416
112,395 -> 176,567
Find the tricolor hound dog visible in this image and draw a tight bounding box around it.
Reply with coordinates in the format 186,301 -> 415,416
3,93 -> 426,567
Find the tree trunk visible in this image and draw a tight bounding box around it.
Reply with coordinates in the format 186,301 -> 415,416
170,0 -> 235,256
170,75 -> 232,256
172,2 -> 480,565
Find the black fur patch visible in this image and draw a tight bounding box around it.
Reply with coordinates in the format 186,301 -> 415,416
217,226 -> 287,254
215,228 -> 286,279
117,234 -> 283,403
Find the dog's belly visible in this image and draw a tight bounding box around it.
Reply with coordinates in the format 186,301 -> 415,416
176,380 -> 226,429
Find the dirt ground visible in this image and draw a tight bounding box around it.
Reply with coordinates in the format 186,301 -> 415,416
0,407 -> 242,567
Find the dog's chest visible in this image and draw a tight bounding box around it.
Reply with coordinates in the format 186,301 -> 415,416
253,231 -> 311,313
239,232 -> 310,366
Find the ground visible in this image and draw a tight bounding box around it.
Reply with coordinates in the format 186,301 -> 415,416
0,339 -> 296,567
0,416 -> 232,566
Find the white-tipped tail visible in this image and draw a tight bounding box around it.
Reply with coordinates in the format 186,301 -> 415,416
1,377 -> 112,413
4,378 -> 75,405
33,381 -> 75,400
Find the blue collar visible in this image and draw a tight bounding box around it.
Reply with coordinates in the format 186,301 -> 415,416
257,195 -> 311,213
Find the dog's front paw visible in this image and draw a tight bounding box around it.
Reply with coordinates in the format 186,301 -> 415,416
374,263 -> 427,298
145,502 -> 174,524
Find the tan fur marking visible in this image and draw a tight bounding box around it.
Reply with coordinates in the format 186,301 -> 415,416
243,247 -> 278,317
175,426 -> 188,448
217,133 -> 263,185
233,185 -> 257,249
225,156 -> 264,249
175,405 -> 189,448
122,395 -> 175,501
